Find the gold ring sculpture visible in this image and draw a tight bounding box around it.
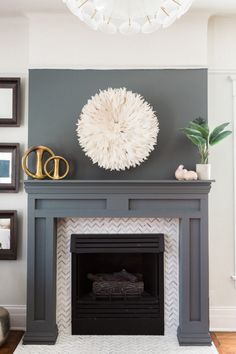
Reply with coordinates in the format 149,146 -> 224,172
22,146 -> 55,179
44,156 -> 70,180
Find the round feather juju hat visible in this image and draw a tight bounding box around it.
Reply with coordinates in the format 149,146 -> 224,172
76,88 -> 159,171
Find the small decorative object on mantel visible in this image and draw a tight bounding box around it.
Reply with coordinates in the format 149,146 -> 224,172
175,165 -> 198,181
22,146 -> 55,179
77,87 -> 159,171
181,117 -> 232,180
0,307 -> 10,346
44,156 -> 70,180
22,146 -> 70,180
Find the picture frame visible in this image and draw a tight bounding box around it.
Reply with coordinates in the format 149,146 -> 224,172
0,78 -> 20,127
0,211 -> 17,260
0,143 -> 20,193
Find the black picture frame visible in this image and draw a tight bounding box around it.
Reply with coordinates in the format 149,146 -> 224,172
0,78 -> 20,127
0,210 -> 17,260
0,143 -> 20,193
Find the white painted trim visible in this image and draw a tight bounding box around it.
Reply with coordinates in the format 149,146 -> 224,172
1,67 -> 235,74
24,67 -> 236,74
2,67 -> 235,74
230,75 -> 236,288
209,69 -> 236,74
210,307 -> 236,331
28,65 -> 208,70
3,305 -> 26,330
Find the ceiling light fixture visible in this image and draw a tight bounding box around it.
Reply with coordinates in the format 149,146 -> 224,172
63,0 -> 194,35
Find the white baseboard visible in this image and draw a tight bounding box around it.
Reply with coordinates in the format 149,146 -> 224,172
2,305 -> 236,332
210,307 -> 236,331
3,305 -> 26,330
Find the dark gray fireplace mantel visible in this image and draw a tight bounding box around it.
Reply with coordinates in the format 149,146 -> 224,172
23,180 -> 213,346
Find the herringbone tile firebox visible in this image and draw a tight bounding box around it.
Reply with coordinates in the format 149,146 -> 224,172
56,218 -> 179,335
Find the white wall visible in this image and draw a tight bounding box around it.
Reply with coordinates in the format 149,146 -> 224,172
208,16 -> 236,330
208,16 -> 236,72
28,12 -> 209,68
0,11 -> 236,330
0,17 -> 28,328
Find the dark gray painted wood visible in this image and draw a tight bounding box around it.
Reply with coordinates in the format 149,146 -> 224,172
190,219 -> 201,322
24,180 -> 212,346
28,69 -> 207,180
23,215 -> 58,345
34,218 -> 46,320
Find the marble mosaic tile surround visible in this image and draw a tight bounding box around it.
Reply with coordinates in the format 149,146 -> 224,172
14,334 -> 218,354
56,218 -> 179,335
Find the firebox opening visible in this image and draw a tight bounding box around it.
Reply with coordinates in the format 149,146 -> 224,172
71,233 -> 164,335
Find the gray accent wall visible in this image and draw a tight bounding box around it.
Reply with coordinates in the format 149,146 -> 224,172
28,69 -> 207,180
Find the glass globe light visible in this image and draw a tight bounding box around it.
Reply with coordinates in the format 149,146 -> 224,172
63,0 -> 77,6
162,0 -> 179,14
66,1 -> 94,20
99,20 -> 117,34
69,6 -> 83,19
142,17 -> 161,34
63,0 -> 194,35
119,20 -> 141,35
93,0 -> 107,10
80,2 -> 102,29
177,0 -> 193,17
83,14 -> 101,30
162,13 -> 177,28
156,6 -> 177,27
156,7 -> 169,24
65,0 -> 81,17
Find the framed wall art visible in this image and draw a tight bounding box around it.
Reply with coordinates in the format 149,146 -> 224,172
0,211 -> 17,260
0,143 -> 20,193
0,78 -> 20,126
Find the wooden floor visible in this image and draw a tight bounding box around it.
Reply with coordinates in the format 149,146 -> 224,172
0,331 -> 235,354
0,331 -> 24,354
211,332 -> 236,354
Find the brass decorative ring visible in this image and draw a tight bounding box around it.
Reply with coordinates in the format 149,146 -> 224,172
44,156 -> 70,180
22,146 -> 55,179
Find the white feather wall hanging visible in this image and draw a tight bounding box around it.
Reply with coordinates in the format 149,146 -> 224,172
76,88 -> 159,171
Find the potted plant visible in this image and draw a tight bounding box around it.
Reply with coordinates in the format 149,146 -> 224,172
181,117 -> 232,180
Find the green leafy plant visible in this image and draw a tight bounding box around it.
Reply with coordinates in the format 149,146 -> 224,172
181,118 -> 232,164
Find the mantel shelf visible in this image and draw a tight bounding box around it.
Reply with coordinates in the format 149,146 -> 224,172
24,179 -> 214,196
25,179 -> 214,184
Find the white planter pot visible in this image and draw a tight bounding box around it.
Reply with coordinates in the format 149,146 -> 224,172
196,164 -> 211,180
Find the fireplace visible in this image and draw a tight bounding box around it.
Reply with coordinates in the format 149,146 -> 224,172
71,233 -> 164,335
23,180 -> 212,346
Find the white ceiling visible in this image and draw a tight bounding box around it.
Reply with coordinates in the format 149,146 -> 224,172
0,0 -> 236,16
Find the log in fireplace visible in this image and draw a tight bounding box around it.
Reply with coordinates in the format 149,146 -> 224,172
71,233 -> 164,335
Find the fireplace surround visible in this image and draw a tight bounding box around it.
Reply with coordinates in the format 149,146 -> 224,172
23,180 -> 212,346
56,217 -> 179,336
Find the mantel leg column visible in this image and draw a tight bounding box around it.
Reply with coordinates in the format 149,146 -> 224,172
23,213 -> 58,345
177,216 -> 211,346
